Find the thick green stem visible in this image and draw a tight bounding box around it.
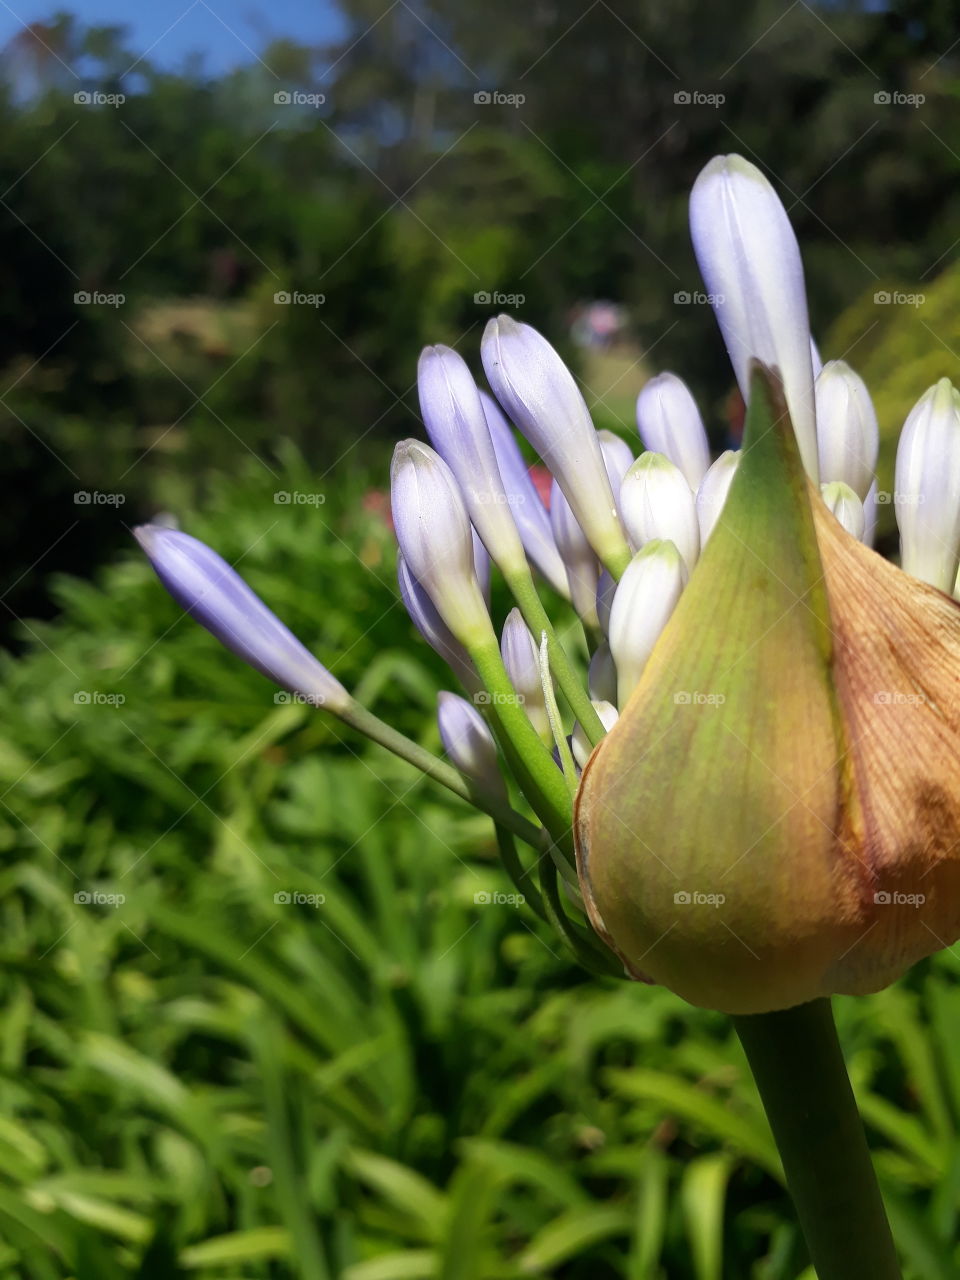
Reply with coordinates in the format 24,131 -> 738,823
733,998 -> 901,1280
468,639 -> 574,845
339,702 -> 545,851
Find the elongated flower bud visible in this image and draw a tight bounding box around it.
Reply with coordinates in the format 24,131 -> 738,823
437,692 -> 505,799
596,570 -> 616,637
481,316 -> 630,575
500,607 -> 551,744
815,361 -> 879,501
863,479 -> 878,548
895,378 -> 960,592
635,373 -> 711,488
598,430 -> 634,511
588,643 -> 617,705
480,391 -> 569,597
576,364 -> 960,1015
620,453 -> 700,571
550,478 -> 600,627
690,154 -> 818,481
134,526 -> 349,711
418,345 -> 527,575
608,540 -> 687,707
695,450 -> 740,545
572,700 -> 619,771
821,481 -> 865,542
397,553 -> 477,692
472,528 -> 491,602
390,440 -> 491,645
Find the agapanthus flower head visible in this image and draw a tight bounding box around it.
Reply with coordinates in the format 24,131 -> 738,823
136,151 -> 960,1016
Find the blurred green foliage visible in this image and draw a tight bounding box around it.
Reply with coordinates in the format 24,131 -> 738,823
2,456 -> 960,1277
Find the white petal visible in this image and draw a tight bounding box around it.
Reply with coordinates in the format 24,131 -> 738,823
620,452 -> 700,571
695,450 -> 740,546
390,440 -> 490,643
500,607 -> 552,743
635,372 -> 711,487
572,700 -> 619,770
690,154 -> 818,482
815,360 -> 879,500
608,541 -> 687,708
418,345 -> 526,574
550,477 -> 601,627
821,481 -> 865,542
481,315 -> 630,573
895,379 -> 960,591
437,692 -> 505,797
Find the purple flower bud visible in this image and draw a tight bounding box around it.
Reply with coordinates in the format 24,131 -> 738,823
418,345 -> 527,575
437,691 -> 506,798
481,316 -> 630,574
481,390 -> 569,596
550,477 -> 600,627
390,440 -> 491,644
397,553 -> 478,692
635,373 -> 711,488
134,525 -> 348,711
690,155 -> 818,481
500,607 -> 551,743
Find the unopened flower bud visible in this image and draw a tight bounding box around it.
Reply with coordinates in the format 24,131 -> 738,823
481,391 -> 569,597
500,607 -> 552,744
390,440 -> 491,645
550,478 -> 600,627
572,700 -> 619,771
821,481 -> 865,542
437,692 -> 505,798
481,316 -> 630,575
608,540 -> 687,708
690,155 -> 818,481
815,361 -> 878,501
895,378 -> 960,592
418,345 -> 527,576
620,453 -> 700,571
576,364 -> 960,1015
588,643 -> 617,705
695,450 -> 740,546
134,525 -> 349,712
397,553 -> 477,692
635,372 -> 711,488
598,430 -> 635,512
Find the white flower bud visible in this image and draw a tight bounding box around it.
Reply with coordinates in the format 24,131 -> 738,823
895,378 -> 960,592
608,541 -> 687,708
815,361 -> 879,501
635,372 -> 711,488
620,452 -> 700,571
